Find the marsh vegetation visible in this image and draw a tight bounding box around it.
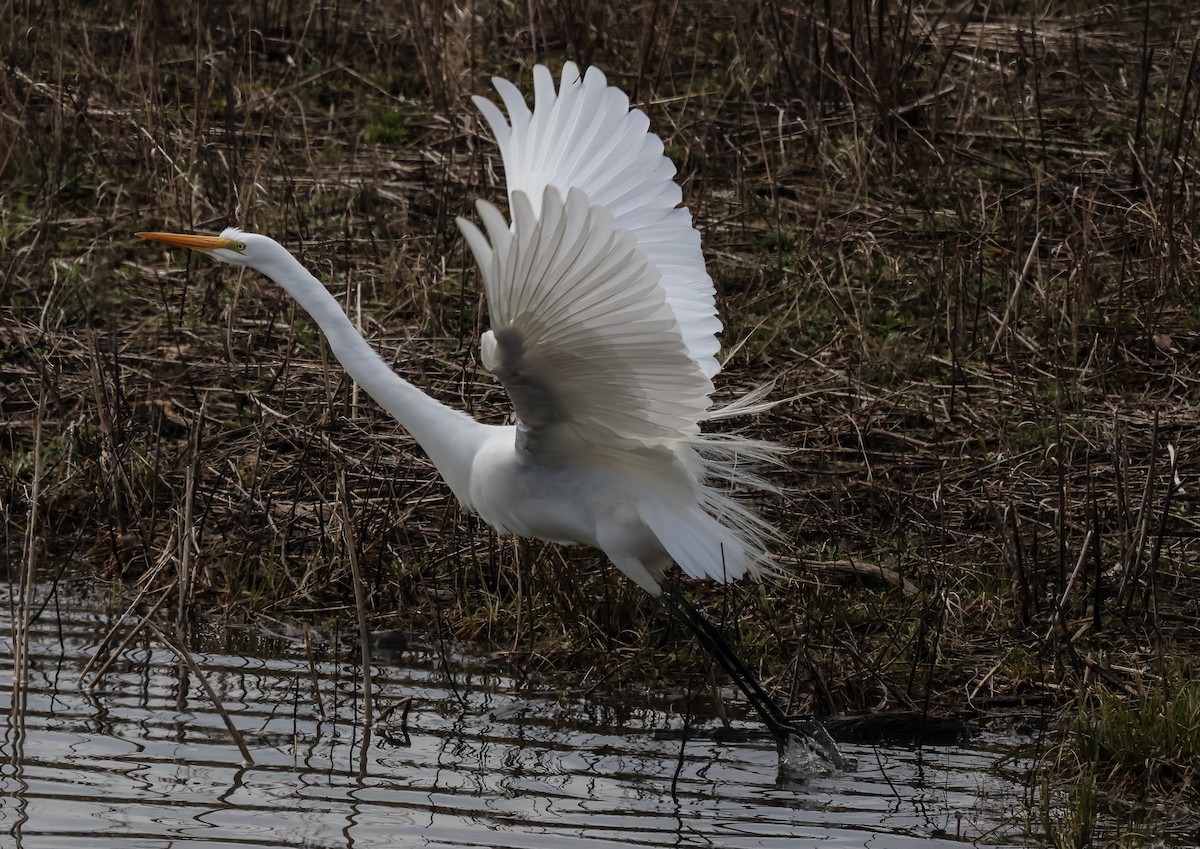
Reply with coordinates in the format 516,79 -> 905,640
3,2 -> 1199,843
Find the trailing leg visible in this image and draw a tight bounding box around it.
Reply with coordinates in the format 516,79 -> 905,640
658,583 -> 794,738
658,583 -> 849,770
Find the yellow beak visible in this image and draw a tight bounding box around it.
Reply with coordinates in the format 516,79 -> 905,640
137,232 -> 241,251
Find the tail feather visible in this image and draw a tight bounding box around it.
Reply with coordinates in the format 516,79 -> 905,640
640,396 -> 787,584
637,501 -> 752,582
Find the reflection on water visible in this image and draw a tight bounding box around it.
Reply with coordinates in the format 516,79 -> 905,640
2,585 -> 1036,848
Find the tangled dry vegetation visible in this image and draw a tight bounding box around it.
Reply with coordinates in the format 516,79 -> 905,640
3,0 -> 1199,813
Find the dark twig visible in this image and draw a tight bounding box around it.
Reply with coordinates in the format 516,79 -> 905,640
146,620 -> 255,765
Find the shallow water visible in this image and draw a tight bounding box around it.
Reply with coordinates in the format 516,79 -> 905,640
2,585 -> 1038,848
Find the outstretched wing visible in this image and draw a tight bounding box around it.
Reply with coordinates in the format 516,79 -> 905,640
462,63 -> 721,455
458,186 -> 711,453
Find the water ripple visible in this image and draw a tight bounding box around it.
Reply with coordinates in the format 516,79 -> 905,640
2,587 -> 1035,848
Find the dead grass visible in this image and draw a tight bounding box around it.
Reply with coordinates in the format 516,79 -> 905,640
3,0 -> 1200,826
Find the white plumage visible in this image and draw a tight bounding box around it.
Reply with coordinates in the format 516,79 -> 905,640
460,186 -> 708,454
474,63 -> 722,380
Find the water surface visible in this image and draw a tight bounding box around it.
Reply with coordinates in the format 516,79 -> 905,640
2,585 -> 1036,848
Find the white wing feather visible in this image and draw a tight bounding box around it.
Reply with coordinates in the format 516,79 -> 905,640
457,186 -> 712,453
472,62 -> 722,381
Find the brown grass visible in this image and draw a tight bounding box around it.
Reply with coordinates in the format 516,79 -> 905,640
3,0 -> 1200,816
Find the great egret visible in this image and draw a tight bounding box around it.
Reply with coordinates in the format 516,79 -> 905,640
140,63 -> 835,760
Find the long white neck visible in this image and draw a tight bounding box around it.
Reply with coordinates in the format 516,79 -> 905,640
251,245 -> 487,507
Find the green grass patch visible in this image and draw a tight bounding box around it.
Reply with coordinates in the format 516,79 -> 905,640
1073,680 -> 1200,797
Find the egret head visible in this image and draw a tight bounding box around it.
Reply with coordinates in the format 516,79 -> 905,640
137,227 -> 272,268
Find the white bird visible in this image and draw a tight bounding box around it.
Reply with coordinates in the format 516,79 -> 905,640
140,63 -> 824,751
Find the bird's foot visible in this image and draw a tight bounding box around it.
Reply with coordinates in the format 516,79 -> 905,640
777,714 -> 857,777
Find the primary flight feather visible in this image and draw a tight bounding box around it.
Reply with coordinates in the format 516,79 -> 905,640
139,63 -> 803,744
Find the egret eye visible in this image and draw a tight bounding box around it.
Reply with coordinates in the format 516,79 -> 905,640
234,242 -> 247,252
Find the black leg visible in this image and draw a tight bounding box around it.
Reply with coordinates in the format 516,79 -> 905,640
658,583 -> 849,769
659,585 -> 792,736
